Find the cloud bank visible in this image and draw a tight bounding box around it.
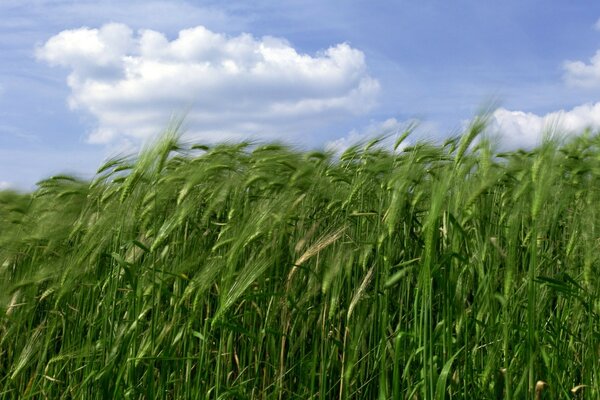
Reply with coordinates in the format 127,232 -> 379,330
36,23 -> 380,144
491,102 -> 600,149
487,46 -> 600,149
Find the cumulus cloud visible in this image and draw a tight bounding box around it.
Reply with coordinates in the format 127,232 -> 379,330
36,23 -> 380,144
563,50 -> 600,88
0,181 -> 11,190
490,102 -> 600,149
326,118 -> 415,154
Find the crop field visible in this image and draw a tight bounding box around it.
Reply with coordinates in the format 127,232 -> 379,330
1,119 -> 599,399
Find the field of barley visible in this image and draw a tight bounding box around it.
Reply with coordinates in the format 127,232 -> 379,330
1,119 -> 599,399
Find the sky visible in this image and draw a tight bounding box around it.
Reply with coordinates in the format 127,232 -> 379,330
3,0 -> 600,189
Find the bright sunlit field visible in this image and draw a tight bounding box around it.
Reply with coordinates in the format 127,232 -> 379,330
1,120 -> 599,399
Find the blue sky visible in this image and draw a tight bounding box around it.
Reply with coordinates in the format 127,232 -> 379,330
2,0 -> 600,189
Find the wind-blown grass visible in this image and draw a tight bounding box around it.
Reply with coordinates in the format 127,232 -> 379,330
1,124 -> 599,399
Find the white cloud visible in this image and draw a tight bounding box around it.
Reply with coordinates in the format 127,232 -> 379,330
594,18 -> 600,31
36,23 -> 380,144
490,102 -> 600,149
326,118 -> 414,154
0,181 -> 11,190
563,50 -> 600,88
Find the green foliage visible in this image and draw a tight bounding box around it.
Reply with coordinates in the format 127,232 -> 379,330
1,125 -> 600,399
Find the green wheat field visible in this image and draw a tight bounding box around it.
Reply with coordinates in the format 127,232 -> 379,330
1,117 -> 599,399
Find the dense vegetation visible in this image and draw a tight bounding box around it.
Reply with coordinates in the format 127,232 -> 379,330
1,120 -> 599,399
